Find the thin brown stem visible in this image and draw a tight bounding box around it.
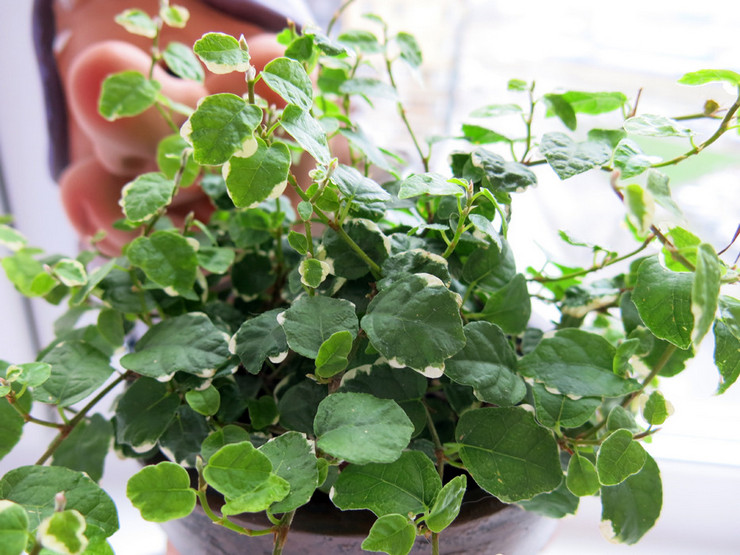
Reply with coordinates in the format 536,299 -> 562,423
652,91 -> 740,168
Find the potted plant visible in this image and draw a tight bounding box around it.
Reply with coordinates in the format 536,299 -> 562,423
1,2 -> 739,554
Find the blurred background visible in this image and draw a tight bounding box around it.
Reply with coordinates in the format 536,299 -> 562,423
1,0 -> 739,553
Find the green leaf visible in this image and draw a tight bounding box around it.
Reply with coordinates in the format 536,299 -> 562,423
426,474 -> 467,533
193,32 -> 250,73
613,139 -> 654,178
645,169 -> 682,218
398,173 -> 466,199
34,341 -> 114,407
361,514 -> 416,555
156,134 -> 199,187
596,429 -> 647,486
185,385 -> 221,416
121,313 -> 230,380
159,5 -> 189,28
314,393 -> 414,464
203,441 -> 289,515
606,406 -> 641,434
182,93 -> 262,165
539,132 -> 611,179
663,227 -> 700,272
560,91 -> 627,115
642,391 -> 671,425
247,396 -> 278,430
624,114 -> 692,137
338,364 -> 427,402
470,148 -> 537,192
478,273 -> 531,335
0,500 -> 29,555
714,319 -> 740,394
601,454 -> 662,544
120,172 -> 175,224
566,455 -> 600,497
157,405 -> 210,465
531,383 -> 600,429
678,69 -> 740,86
444,321 -> 525,406
315,331 -> 353,378
543,94 -> 577,130
280,296 -> 358,359
331,451 -> 441,516
624,184 -> 654,236
261,57 -> 313,110
259,432 -> 319,513
114,9 -> 157,37
280,104 -> 331,164
200,425 -> 250,463
5,362 -> 51,387
462,238 -> 516,290
632,257 -> 694,349
336,29 -> 382,54
287,231 -> 308,254
339,78 -> 398,101
0,224 -> 27,252
125,230 -> 198,297
0,398 -> 24,461
223,138 -> 291,208
278,380 -> 327,434
469,103 -> 522,118
52,414 -> 112,482
168,413 -> 217,459
322,219 -> 390,280
396,32 -> 422,68
126,462 -> 196,522
115,378 -> 179,451
361,274 -> 465,375
38,509 -> 87,555
331,164 -> 391,203
0,466 -> 118,540
51,258 -> 86,287
378,250 -> 451,290
457,407 -> 562,502
233,309 -> 288,374
691,243 -> 721,345
587,128 -> 627,149
162,41 -> 204,82
340,127 -> 394,174
460,124 -> 511,145
96,309 -> 125,348
197,247 -> 234,274
98,71 -> 160,121
298,258 -> 330,289
518,329 -> 641,397
1,250 -> 56,297
517,481 -> 579,518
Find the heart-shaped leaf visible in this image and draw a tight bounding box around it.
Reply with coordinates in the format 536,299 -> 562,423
539,132 -> 611,179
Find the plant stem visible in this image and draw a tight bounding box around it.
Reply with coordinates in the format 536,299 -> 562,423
288,176 -> 382,277
652,90 -> 740,168
441,187 -> 474,258
35,373 -> 128,465
519,81 -> 537,163
326,0 -> 357,36
423,401 -> 446,482
272,510 -> 296,555
530,235 -> 655,283
622,344 -> 677,408
383,32 -> 430,171
195,490 -> 274,537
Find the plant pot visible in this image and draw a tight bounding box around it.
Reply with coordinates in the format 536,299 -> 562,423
162,486 -> 557,554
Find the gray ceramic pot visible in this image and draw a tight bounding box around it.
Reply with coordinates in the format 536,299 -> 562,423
162,486 -> 557,554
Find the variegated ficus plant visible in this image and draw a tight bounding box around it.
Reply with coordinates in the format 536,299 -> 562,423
1,2 -> 739,554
